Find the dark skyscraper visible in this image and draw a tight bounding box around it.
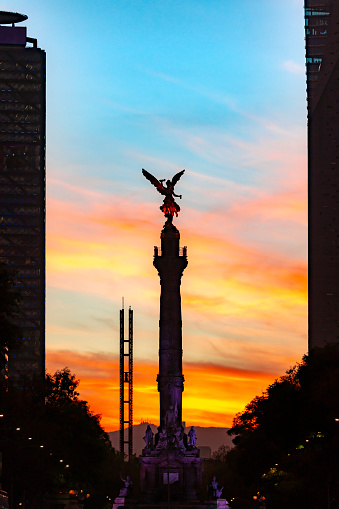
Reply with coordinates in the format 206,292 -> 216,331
0,12 -> 45,380
306,1 -> 339,349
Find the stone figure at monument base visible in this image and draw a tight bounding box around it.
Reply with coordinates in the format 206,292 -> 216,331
119,475 -> 133,497
112,475 -> 133,509
188,426 -> 197,448
209,476 -> 223,499
206,477 -> 230,509
143,424 -> 154,449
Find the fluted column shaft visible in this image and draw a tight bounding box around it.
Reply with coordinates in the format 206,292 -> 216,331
153,223 -> 187,430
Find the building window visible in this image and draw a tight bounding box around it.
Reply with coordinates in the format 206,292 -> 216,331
306,57 -> 323,64
305,8 -> 330,16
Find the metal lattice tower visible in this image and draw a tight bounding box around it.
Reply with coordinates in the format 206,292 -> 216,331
119,305 -> 133,459
0,14 -> 46,382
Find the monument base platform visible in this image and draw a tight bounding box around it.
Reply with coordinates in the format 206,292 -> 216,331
121,502 -> 225,509
112,497 -> 126,509
139,447 -> 203,504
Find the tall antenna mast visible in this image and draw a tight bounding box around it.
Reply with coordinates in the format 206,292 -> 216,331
119,302 -> 133,460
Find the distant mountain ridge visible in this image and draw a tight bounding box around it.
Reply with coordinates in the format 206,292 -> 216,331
108,422 -> 233,457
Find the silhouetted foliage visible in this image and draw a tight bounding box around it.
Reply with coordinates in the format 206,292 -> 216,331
45,367 -> 80,404
214,344 -> 339,509
212,444 -> 230,462
0,368 -> 128,509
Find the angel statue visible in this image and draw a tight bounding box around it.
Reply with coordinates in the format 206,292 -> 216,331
142,168 -> 185,223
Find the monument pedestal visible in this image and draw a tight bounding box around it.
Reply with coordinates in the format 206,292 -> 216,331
217,500 -> 229,508
139,447 -> 203,504
129,501 -> 223,509
112,497 -> 126,509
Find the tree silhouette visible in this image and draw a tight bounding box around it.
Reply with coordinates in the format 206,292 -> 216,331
217,345 -> 339,509
1,368 -> 126,509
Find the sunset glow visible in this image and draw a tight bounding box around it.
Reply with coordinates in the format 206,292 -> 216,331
47,350 -> 282,429
9,0 -> 308,431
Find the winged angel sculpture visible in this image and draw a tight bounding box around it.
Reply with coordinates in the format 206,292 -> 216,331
142,168 -> 185,224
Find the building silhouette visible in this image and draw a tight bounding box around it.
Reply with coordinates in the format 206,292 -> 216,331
306,1 -> 339,349
0,12 -> 45,381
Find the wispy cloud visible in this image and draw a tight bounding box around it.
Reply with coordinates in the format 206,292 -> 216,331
139,67 -> 238,111
139,65 -> 304,139
283,60 -> 305,74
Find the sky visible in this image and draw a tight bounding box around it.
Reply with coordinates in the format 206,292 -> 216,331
7,0 -> 307,430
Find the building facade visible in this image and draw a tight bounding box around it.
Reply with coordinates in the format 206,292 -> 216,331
306,1 -> 339,349
0,12 -> 45,381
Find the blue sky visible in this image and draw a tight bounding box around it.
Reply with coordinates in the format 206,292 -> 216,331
10,0 -> 306,182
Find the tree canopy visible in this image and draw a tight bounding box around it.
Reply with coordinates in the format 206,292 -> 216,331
1,368 -> 129,509
216,344 -> 339,509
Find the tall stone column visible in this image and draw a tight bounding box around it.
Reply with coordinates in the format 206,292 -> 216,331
139,170 -> 203,505
153,221 -> 187,431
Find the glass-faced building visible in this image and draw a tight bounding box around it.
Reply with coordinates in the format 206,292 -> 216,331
0,12 -> 45,381
305,1 -> 339,348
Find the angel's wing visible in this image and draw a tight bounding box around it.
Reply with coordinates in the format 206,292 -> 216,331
171,169 -> 185,186
142,169 -> 166,194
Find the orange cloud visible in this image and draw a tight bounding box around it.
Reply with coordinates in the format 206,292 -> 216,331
183,362 -> 277,428
47,350 -> 292,431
